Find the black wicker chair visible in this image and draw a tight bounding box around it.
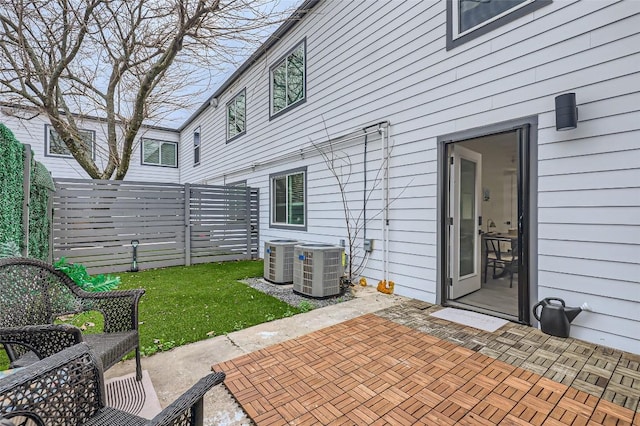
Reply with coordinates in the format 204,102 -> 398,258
0,343 -> 226,425
0,258 -> 145,380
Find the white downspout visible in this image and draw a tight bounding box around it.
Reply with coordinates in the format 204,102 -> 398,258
379,125 -> 390,285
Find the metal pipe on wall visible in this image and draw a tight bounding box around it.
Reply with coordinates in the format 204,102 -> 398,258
204,122 -> 388,183
379,125 -> 390,285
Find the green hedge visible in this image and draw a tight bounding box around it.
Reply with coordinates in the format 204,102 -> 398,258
29,160 -> 54,260
0,124 -> 25,251
0,123 -> 53,260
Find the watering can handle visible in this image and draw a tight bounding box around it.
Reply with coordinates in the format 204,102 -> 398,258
533,301 -> 543,321
533,297 -> 566,321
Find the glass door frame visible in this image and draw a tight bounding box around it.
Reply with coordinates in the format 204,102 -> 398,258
436,117 -> 537,325
448,145 -> 483,300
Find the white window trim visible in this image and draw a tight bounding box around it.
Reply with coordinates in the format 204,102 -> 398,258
452,0 -> 534,40
226,89 -> 246,142
141,138 -> 178,168
270,168 -> 307,230
193,127 -> 201,166
269,39 -> 306,119
45,124 -> 95,159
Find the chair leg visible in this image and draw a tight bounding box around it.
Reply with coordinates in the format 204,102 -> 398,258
135,347 -> 142,381
509,268 -> 513,288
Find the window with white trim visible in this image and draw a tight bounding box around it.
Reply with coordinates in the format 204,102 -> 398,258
270,168 -> 306,228
45,124 -> 95,159
193,127 -> 201,166
270,40 -> 306,118
141,138 -> 178,167
227,89 -> 246,142
446,0 -> 551,50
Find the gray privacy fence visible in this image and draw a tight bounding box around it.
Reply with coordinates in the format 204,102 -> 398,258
52,179 -> 259,274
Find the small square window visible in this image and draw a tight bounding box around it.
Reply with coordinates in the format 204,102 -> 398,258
45,124 -> 95,159
270,40 -> 306,119
270,168 -> 306,229
193,127 -> 201,166
446,0 -> 551,50
141,138 -> 178,167
227,89 -> 246,142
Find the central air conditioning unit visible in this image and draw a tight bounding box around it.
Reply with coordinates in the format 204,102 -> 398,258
264,240 -> 298,284
293,243 -> 344,298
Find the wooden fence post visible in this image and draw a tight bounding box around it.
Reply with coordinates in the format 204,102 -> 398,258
184,183 -> 191,266
21,144 -> 31,257
245,188 -> 252,259
47,190 -> 54,263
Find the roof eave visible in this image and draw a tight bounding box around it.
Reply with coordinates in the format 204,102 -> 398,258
178,0 -> 321,132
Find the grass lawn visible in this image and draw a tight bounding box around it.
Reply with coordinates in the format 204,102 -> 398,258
1,260 -> 301,367
120,260 -> 301,355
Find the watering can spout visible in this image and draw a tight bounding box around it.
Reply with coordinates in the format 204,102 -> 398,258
565,307 -> 582,323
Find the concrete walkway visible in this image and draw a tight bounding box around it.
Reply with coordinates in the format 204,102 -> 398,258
104,285 -> 407,425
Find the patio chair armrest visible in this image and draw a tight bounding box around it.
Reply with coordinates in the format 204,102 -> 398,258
146,372 -> 226,426
0,343 -> 104,423
0,324 -> 83,362
79,289 -> 145,333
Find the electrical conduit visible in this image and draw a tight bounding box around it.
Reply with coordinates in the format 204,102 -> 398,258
379,125 -> 390,288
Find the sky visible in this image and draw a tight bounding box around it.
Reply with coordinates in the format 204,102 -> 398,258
164,0 -> 303,127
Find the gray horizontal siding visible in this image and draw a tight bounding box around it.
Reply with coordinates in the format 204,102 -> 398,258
0,113 -> 180,182
179,0 -> 640,352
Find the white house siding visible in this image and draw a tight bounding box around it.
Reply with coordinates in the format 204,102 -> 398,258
179,0 -> 640,353
1,111 -> 180,182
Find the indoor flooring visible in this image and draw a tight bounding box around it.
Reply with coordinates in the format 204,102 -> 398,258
455,275 -> 519,317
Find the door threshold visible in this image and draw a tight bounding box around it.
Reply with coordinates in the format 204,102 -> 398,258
444,300 -> 523,324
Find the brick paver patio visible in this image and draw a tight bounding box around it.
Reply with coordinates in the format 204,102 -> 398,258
213,302 -> 640,425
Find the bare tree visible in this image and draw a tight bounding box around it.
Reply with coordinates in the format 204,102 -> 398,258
313,122 -> 413,287
0,0 -> 290,179
312,129 -> 383,284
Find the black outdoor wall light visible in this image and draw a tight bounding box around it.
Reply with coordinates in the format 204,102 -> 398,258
130,239 -> 139,272
555,92 -> 578,131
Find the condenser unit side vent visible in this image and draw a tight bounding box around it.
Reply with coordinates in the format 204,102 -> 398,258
263,240 -> 298,284
293,243 -> 344,298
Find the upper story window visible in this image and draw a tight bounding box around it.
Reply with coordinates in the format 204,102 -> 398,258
270,39 -> 306,119
270,167 -> 306,230
45,124 -> 95,159
227,89 -> 246,142
141,138 -> 178,168
193,127 -> 201,166
446,0 -> 551,50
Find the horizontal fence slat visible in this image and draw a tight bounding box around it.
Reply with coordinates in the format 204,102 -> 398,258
53,188 -> 184,201
83,259 -> 185,274
55,244 -> 184,258
54,225 -> 185,238
53,219 -> 185,228
191,254 -> 248,264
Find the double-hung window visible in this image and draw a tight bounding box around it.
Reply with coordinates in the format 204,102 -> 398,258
270,40 -> 306,119
270,168 -> 306,229
141,138 -> 178,167
446,0 -> 551,50
45,124 -> 95,159
227,89 -> 246,142
193,127 -> 201,166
